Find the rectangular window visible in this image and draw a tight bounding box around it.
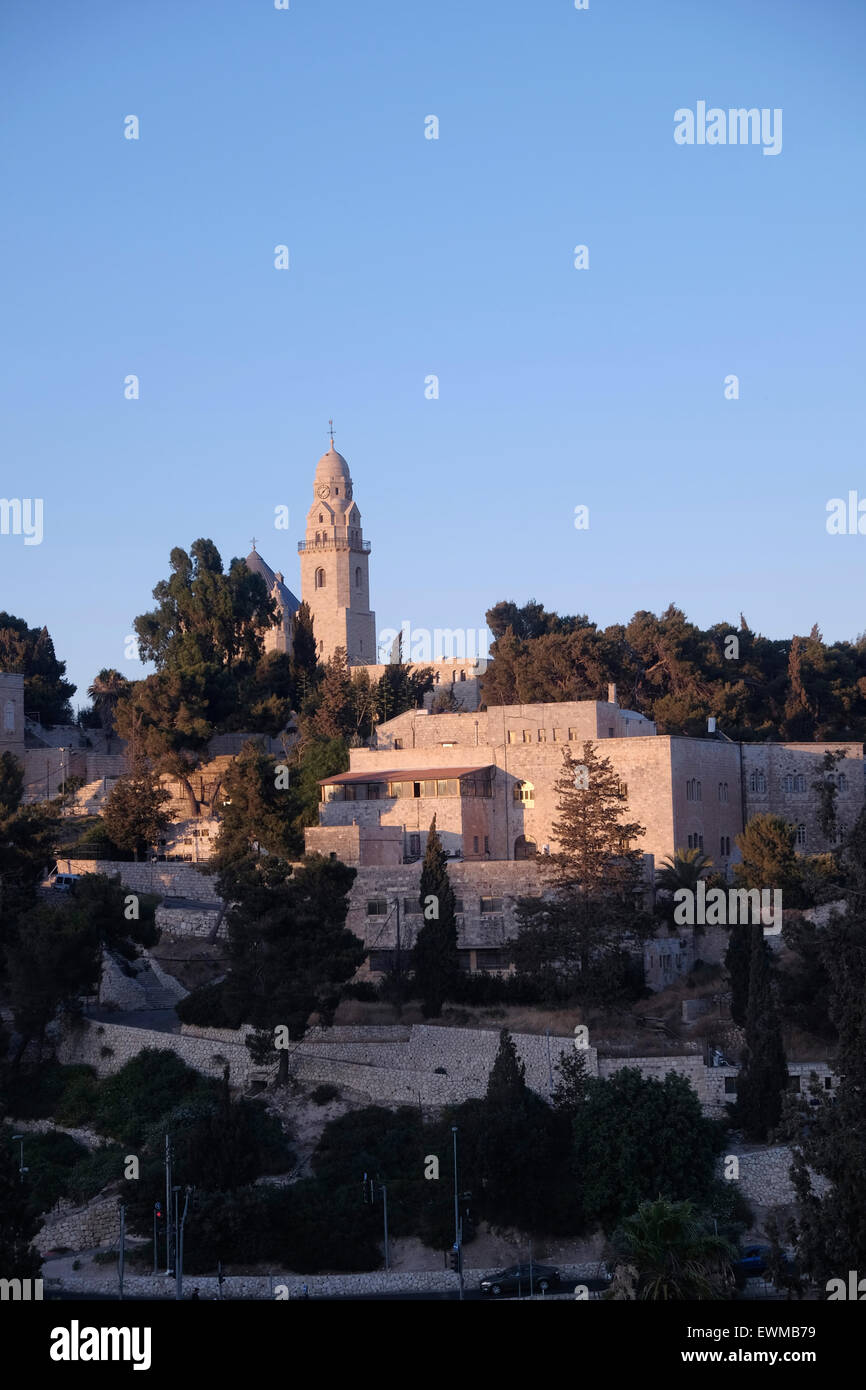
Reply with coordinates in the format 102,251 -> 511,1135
788,1075 -> 801,1092
724,1077 -> 738,1095
477,950 -> 505,972
422,779 -> 437,797
537,728 -> 546,742
441,741 -> 456,748
824,1076 -> 833,1090
473,836 -> 479,853
480,896 -> 503,913
393,738 -> 403,750
367,783 -> 382,800
343,784 -> 356,801
484,835 -> 490,854
407,832 -> 421,858
796,824 -> 807,847
454,898 -> 464,914
609,727 -> 615,737
402,897 -> 422,915
366,899 -> 388,916
552,728 -> 560,741
568,728 -> 579,741
523,730 -> 532,742
436,779 -> 458,796
507,730 -> 518,744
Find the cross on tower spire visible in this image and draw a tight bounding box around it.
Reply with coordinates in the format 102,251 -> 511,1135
250,536 -> 257,551
328,418 -> 335,446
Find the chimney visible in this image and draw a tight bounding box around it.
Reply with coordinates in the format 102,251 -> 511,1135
607,683 -> 617,706
708,717 -> 717,734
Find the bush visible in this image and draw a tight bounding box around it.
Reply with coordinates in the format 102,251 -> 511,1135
176,981 -> 241,1029
67,1146 -> 126,1204
310,1084 -> 340,1105
93,1050 -> 208,1146
1,1124 -> 87,1216
54,1069 -> 100,1127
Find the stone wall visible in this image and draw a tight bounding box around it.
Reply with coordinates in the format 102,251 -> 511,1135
58,860 -> 220,902
155,905 -> 225,939
721,1145 -> 831,1210
37,1195 -> 122,1255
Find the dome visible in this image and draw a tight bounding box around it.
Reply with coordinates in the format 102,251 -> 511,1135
314,443 -> 353,502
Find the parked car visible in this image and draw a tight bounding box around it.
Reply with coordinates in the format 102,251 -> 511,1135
49,873 -> 82,893
480,1264 -> 561,1297
732,1244 -> 799,1289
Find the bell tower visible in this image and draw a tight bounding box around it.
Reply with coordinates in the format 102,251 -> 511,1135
299,428 -> 376,665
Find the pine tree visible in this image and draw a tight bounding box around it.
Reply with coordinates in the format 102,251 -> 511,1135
733,924 -> 788,1141
102,761 -> 174,860
724,923 -> 752,1027
410,816 -> 459,1018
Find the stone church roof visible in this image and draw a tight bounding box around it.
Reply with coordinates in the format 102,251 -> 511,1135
244,548 -> 301,614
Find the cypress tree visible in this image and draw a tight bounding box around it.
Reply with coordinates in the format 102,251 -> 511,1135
724,923 -> 752,1027
410,816 -> 459,1017
733,924 -> 788,1141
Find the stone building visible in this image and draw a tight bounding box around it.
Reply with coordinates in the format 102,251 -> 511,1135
243,545 -> 300,656
0,671 -> 25,763
305,690 -> 864,976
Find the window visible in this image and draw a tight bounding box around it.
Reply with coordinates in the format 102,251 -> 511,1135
441,741 -> 456,748
315,567 -> 326,589
523,729 -> 532,742
367,783 -> 382,800
609,727 -> 615,737
476,950 -> 505,972
824,1076 -> 833,1090
718,782 -> 728,802
407,832 -> 421,859
484,835 -> 490,854
696,781 -> 702,801
724,1077 -> 738,1095
788,1075 -> 801,1093
749,770 -> 767,794
480,897 -> 503,913
660,954 -> 672,970
319,513 -> 323,522
568,728 -> 579,741
460,670 -> 466,682
355,566 -> 361,589
514,835 -> 536,860
686,779 -> 701,801
422,780 -> 437,797
436,779 -> 458,796
507,729 -> 518,743
393,738 -> 403,750
402,898 -> 422,915
838,772 -> 848,792
618,781 -> 628,799
537,728 -> 546,742
335,486 -> 339,495
2,701 -> 13,733
796,824 -> 807,847
366,899 -> 388,916
454,898 -> 464,914
513,780 -> 534,806
552,728 -> 560,741
473,836 -> 479,853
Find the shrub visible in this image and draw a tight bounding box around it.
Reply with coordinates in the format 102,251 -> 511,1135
93,1050 -> 207,1146
310,1084 -> 340,1106
67,1146 -> 126,1204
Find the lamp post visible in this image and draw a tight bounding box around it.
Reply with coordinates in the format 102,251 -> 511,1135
452,1127 -> 463,1301
12,1134 -> 27,1183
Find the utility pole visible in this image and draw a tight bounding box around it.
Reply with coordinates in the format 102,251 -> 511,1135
164,1135 -> 173,1275
452,1127 -> 463,1301
118,1200 -> 126,1301
176,1187 -> 191,1300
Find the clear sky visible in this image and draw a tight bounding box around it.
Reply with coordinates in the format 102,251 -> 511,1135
2,0 -> 864,705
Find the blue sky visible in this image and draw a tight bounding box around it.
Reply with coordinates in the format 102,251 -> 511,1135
2,0 -> 864,704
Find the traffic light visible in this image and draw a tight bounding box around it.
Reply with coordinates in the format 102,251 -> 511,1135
154,1202 -> 163,1221
449,1246 -> 461,1273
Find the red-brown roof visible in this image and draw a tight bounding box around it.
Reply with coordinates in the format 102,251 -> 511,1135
318,765 -> 493,785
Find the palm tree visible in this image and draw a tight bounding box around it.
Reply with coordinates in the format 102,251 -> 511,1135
656,847 -> 714,893
86,668 -> 131,750
609,1198 -> 736,1300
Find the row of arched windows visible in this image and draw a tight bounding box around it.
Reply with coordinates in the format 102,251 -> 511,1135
686,779 -> 702,802
314,566 -> 363,590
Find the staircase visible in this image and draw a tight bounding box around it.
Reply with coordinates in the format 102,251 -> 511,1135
69,777 -> 118,816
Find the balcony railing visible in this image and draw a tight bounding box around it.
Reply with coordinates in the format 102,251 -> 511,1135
297,538 -> 371,553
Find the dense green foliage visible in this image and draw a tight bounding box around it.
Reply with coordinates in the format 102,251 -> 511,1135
482,600 -> 866,740
410,817 -> 460,1017
0,612 -> 76,726
731,925 -> 789,1141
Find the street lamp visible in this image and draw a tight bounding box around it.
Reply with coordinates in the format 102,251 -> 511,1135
12,1134 -> 27,1182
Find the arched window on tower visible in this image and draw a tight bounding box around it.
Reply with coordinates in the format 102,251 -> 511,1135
315,568 -> 326,589
355,566 -> 361,589
319,514 -> 323,523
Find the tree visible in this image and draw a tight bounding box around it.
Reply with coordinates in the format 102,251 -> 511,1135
572,1069 -> 725,1232
202,855 -> 365,1084
734,814 -> 804,906
513,743 -> 649,997
551,1047 -> 590,1114
473,1030 -> 559,1230
732,924 -> 788,1141
301,648 -> 354,743
86,668 -> 131,746
0,752 -> 24,820
410,817 -> 459,1017
788,903 -> 866,1282
656,848 -> 714,893
811,750 -> 845,845
724,924 -> 752,1028
0,1159 -> 41,1279
0,613 -> 76,726
102,763 -> 174,860
609,1198 -> 736,1300
211,740 -> 304,866
115,539 -> 286,817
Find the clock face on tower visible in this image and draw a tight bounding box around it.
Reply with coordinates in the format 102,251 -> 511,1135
316,484 -> 330,499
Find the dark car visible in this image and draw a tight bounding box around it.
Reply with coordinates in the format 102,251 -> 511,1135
479,1263 -> 561,1297
732,1245 -> 799,1290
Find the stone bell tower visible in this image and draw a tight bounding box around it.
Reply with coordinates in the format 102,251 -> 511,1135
298,428 -> 376,665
